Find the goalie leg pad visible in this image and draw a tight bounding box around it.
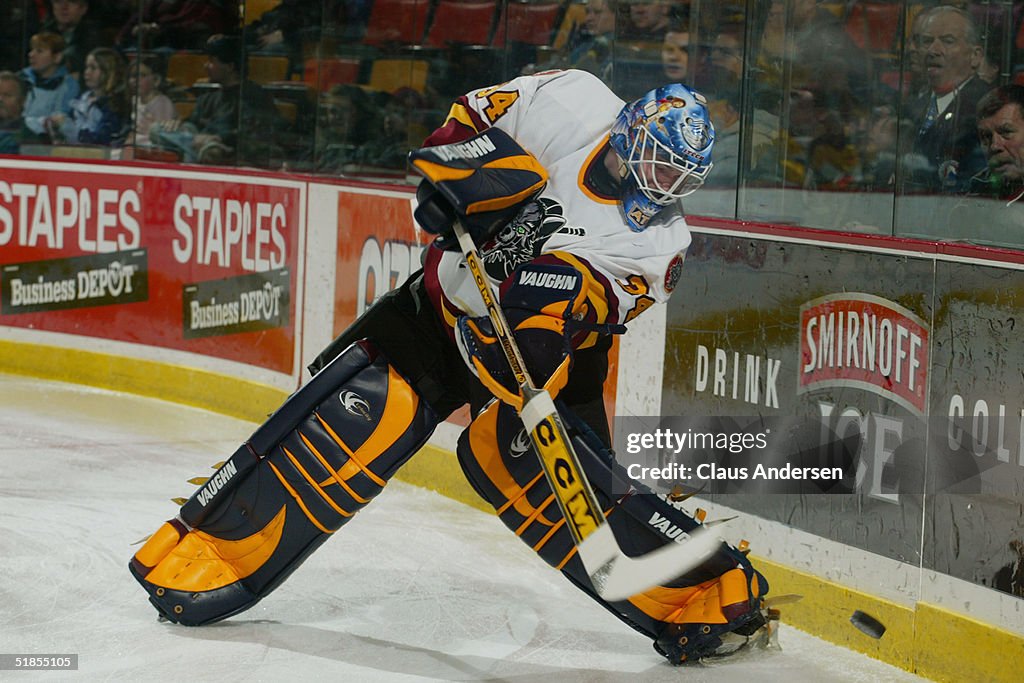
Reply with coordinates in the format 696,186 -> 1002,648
456,400 -> 769,663
130,340 -> 438,625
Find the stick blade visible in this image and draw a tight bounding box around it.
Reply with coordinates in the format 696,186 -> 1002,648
578,524 -> 724,602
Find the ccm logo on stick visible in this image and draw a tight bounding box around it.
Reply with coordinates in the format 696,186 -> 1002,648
535,418 -> 598,538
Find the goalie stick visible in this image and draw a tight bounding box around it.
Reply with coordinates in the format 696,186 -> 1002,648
453,219 -> 723,601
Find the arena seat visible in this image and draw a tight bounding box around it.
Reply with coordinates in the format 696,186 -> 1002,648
844,2 -> 902,54
166,51 -> 209,89
274,99 -> 298,126
174,99 -> 196,119
304,57 -> 362,91
492,0 -> 563,48
247,54 -> 291,83
368,58 -> 430,93
363,0 -> 432,47
424,0 -> 499,48
244,0 -> 279,24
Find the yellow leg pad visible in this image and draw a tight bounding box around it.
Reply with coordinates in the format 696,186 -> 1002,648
142,506 -> 287,593
134,521 -> 185,569
627,569 -> 754,626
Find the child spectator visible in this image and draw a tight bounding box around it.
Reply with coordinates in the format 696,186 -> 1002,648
127,53 -> 174,146
21,31 -> 80,137
47,47 -> 131,146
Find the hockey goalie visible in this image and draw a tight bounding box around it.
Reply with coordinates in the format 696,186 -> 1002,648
130,69 -> 775,664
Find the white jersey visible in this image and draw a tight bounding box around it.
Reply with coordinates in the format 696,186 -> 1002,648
423,69 -> 691,336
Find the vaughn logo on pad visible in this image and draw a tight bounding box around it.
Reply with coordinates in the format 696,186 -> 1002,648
517,268 -> 578,290
799,293 -> 929,414
432,134 -> 498,161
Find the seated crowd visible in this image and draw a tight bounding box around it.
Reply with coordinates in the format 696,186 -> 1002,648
1,0 -> 1023,214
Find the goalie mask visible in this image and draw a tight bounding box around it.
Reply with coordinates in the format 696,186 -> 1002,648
610,83 -> 715,231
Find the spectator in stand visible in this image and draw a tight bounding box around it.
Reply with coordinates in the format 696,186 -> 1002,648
969,84 -> 1024,203
312,83 -> 375,173
528,0 -> 617,82
0,70 -> 44,153
149,34 -> 283,164
660,18 -> 691,83
116,0 -> 239,51
901,5 -> 991,193
21,31 -> 81,138
707,27 -> 743,81
854,9 -> 930,192
41,0 -> 103,82
748,81 -> 864,192
749,0 -> 872,191
127,53 -> 174,147
857,100 -> 900,191
46,47 -> 130,146
700,66 -> 780,188
620,0 -> 671,42
614,0 -> 675,98
903,7 -> 935,99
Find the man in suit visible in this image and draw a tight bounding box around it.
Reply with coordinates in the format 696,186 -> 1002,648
902,5 -> 991,193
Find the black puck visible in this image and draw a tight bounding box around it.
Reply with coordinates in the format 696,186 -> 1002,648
850,610 -> 886,639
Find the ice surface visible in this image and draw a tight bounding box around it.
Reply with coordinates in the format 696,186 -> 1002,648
0,373 -> 926,682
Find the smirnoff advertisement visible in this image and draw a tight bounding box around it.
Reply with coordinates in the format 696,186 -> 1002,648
654,231 -> 1024,599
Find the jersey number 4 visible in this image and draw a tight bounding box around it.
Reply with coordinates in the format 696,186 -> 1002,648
477,89 -> 520,123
